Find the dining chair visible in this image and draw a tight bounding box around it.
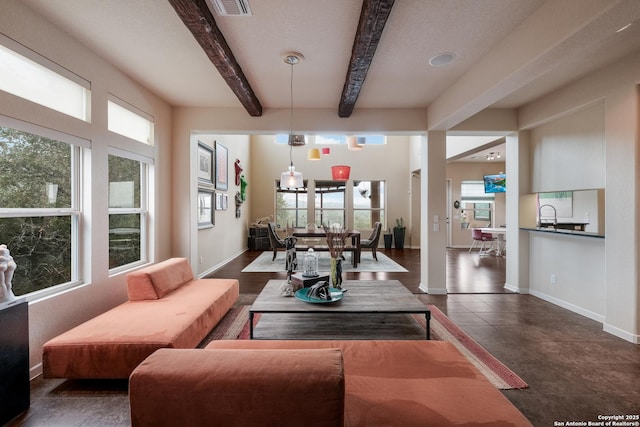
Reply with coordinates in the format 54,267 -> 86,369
360,222 -> 383,261
469,228 -> 496,254
267,222 -> 286,261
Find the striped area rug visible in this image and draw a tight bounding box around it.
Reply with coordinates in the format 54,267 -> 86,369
200,304 -> 528,390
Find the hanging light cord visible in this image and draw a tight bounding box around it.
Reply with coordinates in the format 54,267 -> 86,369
289,61 -> 294,139
288,61 -> 295,171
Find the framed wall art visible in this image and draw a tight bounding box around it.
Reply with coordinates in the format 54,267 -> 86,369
197,190 -> 214,228
215,192 -> 224,210
215,141 -> 228,191
197,142 -> 214,187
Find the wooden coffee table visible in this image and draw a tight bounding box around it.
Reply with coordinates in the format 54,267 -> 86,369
249,279 -> 431,340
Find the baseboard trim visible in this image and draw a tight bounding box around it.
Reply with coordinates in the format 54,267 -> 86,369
603,323 -> 640,344
529,289 -> 605,324
418,283 -> 447,294
198,248 -> 248,278
504,282 -> 529,294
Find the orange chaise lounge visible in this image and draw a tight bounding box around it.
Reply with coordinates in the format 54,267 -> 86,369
129,340 -> 533,427
42,257 -> 239,379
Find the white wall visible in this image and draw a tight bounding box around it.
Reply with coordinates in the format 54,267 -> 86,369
530,101 -> 605,192
1,2 -> 173,374
520,52 -> 640,342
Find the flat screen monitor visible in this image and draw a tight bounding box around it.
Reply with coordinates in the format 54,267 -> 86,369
483,173 -> 506,193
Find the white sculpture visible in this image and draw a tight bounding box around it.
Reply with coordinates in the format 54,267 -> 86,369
0,244 -> 17,303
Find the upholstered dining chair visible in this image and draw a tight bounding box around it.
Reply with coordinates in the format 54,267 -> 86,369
469,228 -> 495,254
267,222 -> 286,261
360,222 -> 383,261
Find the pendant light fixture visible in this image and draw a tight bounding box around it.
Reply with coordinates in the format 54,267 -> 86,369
280,52 -> 305,189
307,148 -> 321,160
331,165 -> 351,181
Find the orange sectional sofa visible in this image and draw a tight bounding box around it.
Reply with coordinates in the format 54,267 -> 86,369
42,258 -> 239,379
129,340 -> 532,427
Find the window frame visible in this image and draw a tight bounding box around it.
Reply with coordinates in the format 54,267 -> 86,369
353,180 -> 386,230
275,180 -> 308,228
107,148 -> 151,274
314,180 -> 346,227
0,33 -> 91,122
0,115 -> 86,301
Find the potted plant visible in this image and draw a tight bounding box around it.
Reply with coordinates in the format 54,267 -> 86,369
383,228 -> 393,249
393,218 -> 406,249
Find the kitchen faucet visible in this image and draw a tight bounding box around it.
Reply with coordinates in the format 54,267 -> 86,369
537,204 -> 557,228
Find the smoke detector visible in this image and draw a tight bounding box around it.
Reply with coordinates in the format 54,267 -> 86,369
206,0 -> 252,16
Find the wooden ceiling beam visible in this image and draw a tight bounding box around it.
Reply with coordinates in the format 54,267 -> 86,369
168,0 -> 262,116
338,0 -> 395,118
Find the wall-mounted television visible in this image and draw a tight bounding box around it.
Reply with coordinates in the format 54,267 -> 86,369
483,173 -> 506,193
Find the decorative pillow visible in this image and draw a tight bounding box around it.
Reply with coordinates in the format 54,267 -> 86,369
147,258 -> 194,298
126,258 -> 194,300
126,270 -> 159,301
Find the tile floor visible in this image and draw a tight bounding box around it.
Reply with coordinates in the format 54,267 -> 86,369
7,249 -> 640,426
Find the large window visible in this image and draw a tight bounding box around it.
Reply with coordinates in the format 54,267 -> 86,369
353,180 -> 385,229
0,35 -> 90,121
275,180 -> 308,228
0,120 -> 83,298
315,181 -> 346,226
108,152 -> 149,270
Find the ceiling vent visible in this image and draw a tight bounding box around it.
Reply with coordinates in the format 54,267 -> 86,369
206,0 -> 252,16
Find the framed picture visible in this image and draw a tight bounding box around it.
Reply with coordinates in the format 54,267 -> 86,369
223,193 -> 228,210
197,190 -> 214,228
197,142 -> 214,187
215,192 -> 224,210
215,141 -> 228,191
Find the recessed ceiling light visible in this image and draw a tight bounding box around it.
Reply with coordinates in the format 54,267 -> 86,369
429,52 -> 457,67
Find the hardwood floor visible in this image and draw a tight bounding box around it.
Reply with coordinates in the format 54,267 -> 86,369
213,247 -> 509,297
10,248 -> 639,426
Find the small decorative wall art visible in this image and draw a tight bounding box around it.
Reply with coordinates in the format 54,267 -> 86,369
215,141 -> 228,191
215,192 -> 224,210
197,190 -> 214,228
197,142 -> 214,187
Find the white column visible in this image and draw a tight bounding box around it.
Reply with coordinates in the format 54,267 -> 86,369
419,131 -> 447,294
504,131 -> 530,293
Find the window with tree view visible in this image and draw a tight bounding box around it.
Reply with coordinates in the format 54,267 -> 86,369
108,153 -> 148,270
315,181 -> 346,227
275,180 -> 308,228
0,124 -> 80,297
353,180 -> 385,229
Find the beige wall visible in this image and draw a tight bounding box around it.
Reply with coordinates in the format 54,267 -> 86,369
249,135 -> 412,239
1,2 -> 173,375
194,135 -> 251,277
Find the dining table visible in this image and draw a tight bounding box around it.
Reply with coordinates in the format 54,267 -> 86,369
292,228 -> 361,267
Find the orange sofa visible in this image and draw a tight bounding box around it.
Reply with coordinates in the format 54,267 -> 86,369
42,258 -> 239,379
129,340 -> 532,427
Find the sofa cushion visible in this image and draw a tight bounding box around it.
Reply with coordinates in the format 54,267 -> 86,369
126,258 -> 195,300
205,340 -> 533,427
130,348 -> 345,427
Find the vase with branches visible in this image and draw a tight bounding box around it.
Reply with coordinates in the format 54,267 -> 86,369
322,224 -> 350,289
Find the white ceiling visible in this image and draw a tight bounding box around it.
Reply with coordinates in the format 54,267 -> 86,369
20,0 -> 640,159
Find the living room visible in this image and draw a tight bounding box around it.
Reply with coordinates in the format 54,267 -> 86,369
1,0 -> 640,425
